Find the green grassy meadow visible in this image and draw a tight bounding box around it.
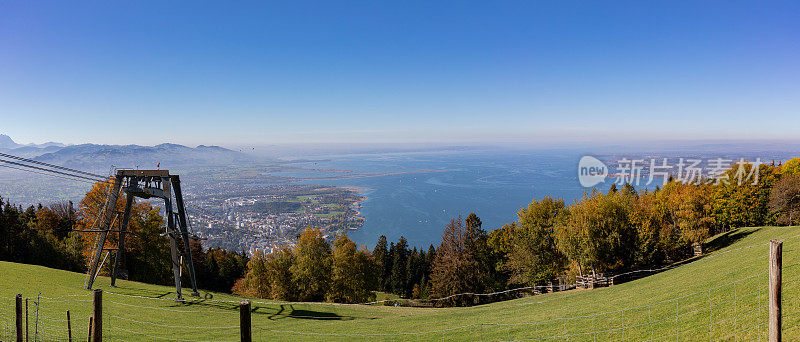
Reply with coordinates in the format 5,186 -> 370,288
2,226 -> 800,341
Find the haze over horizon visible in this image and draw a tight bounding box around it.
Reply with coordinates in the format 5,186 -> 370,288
5,132 -> 800,156
2,1 -> 798,146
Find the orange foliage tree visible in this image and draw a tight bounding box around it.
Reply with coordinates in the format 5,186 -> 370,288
75,178 -> 173,284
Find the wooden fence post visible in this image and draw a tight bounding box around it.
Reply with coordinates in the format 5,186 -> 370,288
770,239 -> 782,342
15,294 -> 22,342
67,310 -> 73,342
87,317 -> 92,342
93,289 -> 102,342
240,300 -> 251,342
25,298 -> 28,342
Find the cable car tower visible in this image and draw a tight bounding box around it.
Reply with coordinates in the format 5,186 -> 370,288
84,169 -> 199,299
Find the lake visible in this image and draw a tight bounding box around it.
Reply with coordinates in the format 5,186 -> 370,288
280,144 -> 798,249
283,148 -> 600,248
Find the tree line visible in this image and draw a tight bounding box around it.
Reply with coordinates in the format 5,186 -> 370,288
0,198 -> 85,272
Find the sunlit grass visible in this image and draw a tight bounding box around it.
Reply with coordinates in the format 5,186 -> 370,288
1,226 -> 798,341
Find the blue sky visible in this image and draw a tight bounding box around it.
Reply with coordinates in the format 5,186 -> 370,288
1,1 -> 798,146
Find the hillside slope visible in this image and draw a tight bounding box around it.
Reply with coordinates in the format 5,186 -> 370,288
2,226 -> 800,341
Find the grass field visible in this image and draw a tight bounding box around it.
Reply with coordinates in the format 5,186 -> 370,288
2,226 -> 800,341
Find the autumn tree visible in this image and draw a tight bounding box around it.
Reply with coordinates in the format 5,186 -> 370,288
32,201 -> 75,239
555,189 -> 638,276
629,189 -> 668,266
504,197 -> 567,287
488,223 -> 514,258
327,234 -> 376,303
769,175 -> 800,225
233,250 -> 271,298
712,162 -> 777,230
656,181 -> 716,252
291,228 -> 332,301
781,157 -> 800,176
265,246 -> 296,300
233,246 -> 293,299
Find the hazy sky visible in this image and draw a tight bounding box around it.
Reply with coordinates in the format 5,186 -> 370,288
1,1 -> 798,146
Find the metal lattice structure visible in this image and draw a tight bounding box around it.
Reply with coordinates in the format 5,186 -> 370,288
84,170 -> 199,299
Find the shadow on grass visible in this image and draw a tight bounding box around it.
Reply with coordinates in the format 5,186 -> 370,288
611,228 -> 759,285
104,286 -> 174,299
169,299 -> 369,320
704,228 -> 758,254
104,286 -> 374,320
263,304 -> 352,321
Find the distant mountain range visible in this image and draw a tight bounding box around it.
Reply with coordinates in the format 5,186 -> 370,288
0,135 -> 251,172
0,134 -> 66,151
